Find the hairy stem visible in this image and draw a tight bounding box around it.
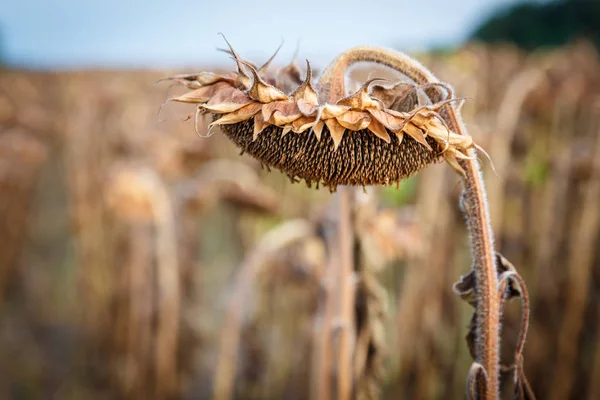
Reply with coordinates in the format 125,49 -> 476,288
318,48 -> 501,399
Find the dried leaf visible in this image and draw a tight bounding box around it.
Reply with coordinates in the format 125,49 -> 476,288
370,81 -> 419,112
242,60 -> 289,103
291,60 -> 319,107
466,362 -> 488,400
453,270 -> 477,307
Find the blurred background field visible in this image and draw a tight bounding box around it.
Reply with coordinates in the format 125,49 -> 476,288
1,0 -> 600,399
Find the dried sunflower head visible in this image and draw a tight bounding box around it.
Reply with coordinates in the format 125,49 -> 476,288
162,37 -> 478,190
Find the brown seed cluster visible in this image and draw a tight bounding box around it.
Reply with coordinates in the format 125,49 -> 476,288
222,118 -> 441,190
162,37 -> 479,189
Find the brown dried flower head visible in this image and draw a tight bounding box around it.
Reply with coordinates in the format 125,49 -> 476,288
162,36 -> 480,190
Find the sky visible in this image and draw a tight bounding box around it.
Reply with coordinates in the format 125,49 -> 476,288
0,0 -> 523,69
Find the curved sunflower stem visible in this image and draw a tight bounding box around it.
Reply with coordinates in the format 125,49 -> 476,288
318,48 -> 501,399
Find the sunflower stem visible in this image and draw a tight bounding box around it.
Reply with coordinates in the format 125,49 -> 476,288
318,48 -> 501,399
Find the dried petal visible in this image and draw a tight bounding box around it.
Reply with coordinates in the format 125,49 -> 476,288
271,110 -> 302,125
297,98 -> 319,116
320,104 -> 350,119
253,112 -> 270,141
291,116 -> 316,133
171,82 -> 232,104
261,101 -> 301,123
325,118 -> 346,150
367,118 -> 391,143
158,72 -> 234,89
403,123 -> 432,151
313,120 -> 324,141
395,131 -> 404,144
209,102 -> 262,126
202,86 -> 253,113
367,109 -> 404,131
336,110 -> 371,131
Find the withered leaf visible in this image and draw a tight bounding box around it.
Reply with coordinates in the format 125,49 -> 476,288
242,60 -> 289,103
370,81 -> 419,112
291,60 -> 319,106
276,60 -> 303,94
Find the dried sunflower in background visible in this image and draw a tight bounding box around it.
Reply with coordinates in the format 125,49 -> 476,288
162,36 -> 481,190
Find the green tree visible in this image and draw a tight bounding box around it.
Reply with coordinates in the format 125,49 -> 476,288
472,0 -> 600,50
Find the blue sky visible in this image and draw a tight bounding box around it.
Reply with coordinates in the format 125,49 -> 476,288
0,0 -> 523,69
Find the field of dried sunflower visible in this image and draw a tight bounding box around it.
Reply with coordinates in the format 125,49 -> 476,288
0,41 -> 599,399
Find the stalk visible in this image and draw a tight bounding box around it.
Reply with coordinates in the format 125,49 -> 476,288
318,47 -> 501,398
